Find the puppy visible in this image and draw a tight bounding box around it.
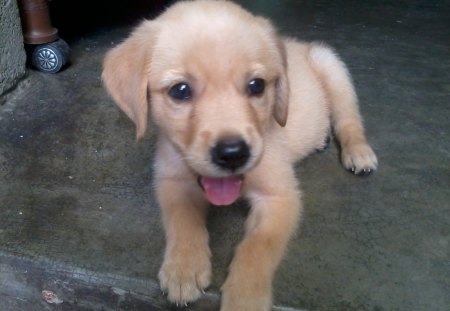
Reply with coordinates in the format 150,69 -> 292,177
102,1 -> 378,310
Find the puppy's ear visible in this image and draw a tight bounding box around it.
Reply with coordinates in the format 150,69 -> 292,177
273,41 -> 290,127
257,16 -> 290,127
102,21 -> 156,141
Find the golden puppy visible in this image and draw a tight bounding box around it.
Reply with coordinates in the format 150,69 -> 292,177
102,1 -> 378,310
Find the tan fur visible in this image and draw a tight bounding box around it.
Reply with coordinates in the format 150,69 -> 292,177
102,1 -> 378,310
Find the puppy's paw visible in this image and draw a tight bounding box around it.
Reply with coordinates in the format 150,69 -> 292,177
341,143 -> 378,176
158,250 -> 211,305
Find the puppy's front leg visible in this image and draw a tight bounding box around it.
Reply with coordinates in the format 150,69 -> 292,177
221,165 -> 301,311
157,177 -> 211,305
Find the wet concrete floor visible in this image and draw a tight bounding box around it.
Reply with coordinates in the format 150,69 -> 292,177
1,0 -> 449,310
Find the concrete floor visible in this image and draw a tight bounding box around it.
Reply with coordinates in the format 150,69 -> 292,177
1,1 -> 449,310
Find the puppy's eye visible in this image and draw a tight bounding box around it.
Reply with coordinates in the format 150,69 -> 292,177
247,78 -> 265,96
168,83 -> 192,101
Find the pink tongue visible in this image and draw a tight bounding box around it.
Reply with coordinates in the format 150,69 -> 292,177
200,176 -> 242,206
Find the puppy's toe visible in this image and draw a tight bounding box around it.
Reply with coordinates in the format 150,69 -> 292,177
350,167 -> 374,176
341,143 -> 378,176
158,254 -> 211,305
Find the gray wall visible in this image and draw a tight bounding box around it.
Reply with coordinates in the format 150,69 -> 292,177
0,0 -> 26,97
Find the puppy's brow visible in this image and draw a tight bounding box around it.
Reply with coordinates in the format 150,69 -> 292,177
248,64 -> 268,79
161,71 -> 188,88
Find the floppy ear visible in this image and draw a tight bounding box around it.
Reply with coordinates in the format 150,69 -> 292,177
273,41 -> 290,127
255,16 -> 289,127
274,70 -> 289,127
102,21 -> 156,140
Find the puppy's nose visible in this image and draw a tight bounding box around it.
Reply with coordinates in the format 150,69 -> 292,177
211,138 -> 250,171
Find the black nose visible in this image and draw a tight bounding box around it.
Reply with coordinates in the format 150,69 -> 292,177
211,138 -> 250,171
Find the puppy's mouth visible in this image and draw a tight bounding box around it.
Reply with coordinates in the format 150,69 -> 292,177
198,175 -> 243,206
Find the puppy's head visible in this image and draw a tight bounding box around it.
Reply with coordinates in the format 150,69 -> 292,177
103,1 -> 289,205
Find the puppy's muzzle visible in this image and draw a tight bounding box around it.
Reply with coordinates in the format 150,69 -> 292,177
211,138 -> 250,171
